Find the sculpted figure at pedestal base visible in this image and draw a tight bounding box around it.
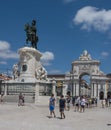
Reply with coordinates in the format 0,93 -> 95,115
13,63 -> 19,80
35,66 -> 48,81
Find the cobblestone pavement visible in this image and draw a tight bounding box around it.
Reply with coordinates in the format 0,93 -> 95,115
0,102 -> 111,130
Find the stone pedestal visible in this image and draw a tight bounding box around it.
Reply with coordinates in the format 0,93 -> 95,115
2,47 -> 50,104
18,47 -> 42,82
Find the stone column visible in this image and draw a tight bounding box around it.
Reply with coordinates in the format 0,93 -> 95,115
4,82 -> 7,96
76,83 -> 79,96
62,82 -> 66,96
52,79 -> 56,97
74,83 -> 76,96
98,84 -> 101,99
96,83 -> 98,98
94,83 -> 97,98
91,83 -> 94,98
35,82 -> 40,105
104,83 -> 107,98
73,83 -> 75,96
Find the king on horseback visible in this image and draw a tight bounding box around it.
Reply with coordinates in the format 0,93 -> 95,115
24,19 -> 39,49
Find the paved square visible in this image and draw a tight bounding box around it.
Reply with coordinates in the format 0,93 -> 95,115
0,103 -> 111,130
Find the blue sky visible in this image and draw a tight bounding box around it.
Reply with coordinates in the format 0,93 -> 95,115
0,0 -> 111,75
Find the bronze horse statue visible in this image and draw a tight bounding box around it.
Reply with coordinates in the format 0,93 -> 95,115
24,20 -> 39,49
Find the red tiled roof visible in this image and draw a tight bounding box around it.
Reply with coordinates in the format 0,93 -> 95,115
0,74 -> 12,81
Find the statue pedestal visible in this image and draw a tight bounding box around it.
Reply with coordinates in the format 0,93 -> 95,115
18,47 -> 42,82
5,46 -> 50,104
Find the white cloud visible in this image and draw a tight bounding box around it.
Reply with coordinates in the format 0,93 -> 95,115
48,69 -> 62,74
40,51 -> 54,66
0,41 -> 10,51
73,6 -> 111,32
0,41 -> 18,59
63,0 -> 76,3
101,51 -> 109,57
0,61 -> 7,65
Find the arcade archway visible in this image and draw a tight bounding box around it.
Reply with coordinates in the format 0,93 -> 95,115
107,91 -> 111,99
70,50 -> 108,99
79,73 -> 91,96
99,91 -> 104,100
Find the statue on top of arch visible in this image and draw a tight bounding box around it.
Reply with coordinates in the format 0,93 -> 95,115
79,50 -> 92,60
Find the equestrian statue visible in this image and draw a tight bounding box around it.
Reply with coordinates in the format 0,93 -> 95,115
24,20 -> 39,49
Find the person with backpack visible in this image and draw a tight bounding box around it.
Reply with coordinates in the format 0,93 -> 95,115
59,95 -> 66,119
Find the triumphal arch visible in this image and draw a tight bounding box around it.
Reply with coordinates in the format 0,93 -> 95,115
65,50 -> 109,99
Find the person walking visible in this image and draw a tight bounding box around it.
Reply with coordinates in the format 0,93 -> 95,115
22,94 -> 25,106
95,97 -> 98,107
75,96 -> 80,112
72,96 -> 75,106
59,95 -> 66,119
66,95 -> 71,111
109,98 -> 111,107
101,99 -> 106,108
18,93 -> 24,106
0,93 -> 4,103
49,94 -> 56,118
80,96 -> 86,112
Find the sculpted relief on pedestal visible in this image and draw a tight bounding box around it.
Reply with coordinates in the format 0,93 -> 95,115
35,66 -> 48,81
13,63 -> 19,80
20,51 -> 33,63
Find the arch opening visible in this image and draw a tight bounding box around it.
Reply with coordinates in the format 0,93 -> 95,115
99,91 -> 104,100
79,73 -> 91,96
